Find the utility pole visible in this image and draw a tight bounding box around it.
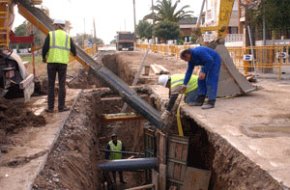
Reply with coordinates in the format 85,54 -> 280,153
83,18 -> 86,48
262,0 -> 266,45
93,18 -> 97,49
93,18 -> 97,41
133,0 -> 137,33
151,0 -> 155,43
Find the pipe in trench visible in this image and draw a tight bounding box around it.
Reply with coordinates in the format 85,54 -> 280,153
98,158 -> 158,171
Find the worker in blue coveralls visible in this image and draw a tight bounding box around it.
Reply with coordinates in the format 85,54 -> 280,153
180,46 -> 221,109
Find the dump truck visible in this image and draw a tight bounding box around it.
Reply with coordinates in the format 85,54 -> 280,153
116,31 -> 135,51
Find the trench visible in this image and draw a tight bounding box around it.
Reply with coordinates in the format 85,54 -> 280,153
32,52 -> 284,190
32,52 -> 152,190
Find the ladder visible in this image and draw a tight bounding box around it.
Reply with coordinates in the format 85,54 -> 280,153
0,0 -> 10,48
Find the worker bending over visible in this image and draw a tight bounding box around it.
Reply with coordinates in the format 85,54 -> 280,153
180,46 -> 221,109
42,19 -> 77,113
105,133 -> 126,184
158,74 -> 198,120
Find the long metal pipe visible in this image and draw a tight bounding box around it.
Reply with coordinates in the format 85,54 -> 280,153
98,158 -> 158,171
101,149 -> 144,156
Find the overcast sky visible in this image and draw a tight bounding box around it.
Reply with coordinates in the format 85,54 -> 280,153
14,0 -> 203,44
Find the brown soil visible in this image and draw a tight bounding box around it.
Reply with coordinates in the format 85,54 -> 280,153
0,98 -> 45,148
68,51 -> 189,89
32,92 -> 100,190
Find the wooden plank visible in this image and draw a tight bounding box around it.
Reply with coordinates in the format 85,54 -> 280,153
152,169 -> 159,190
173,163 -> 181,180
158,131 -> 167,164
159,164 -> 167,190
180,167 -> 211,190
169,186 -> 177,190
124,184 -> 154,190
150,64 -> 162,74
167,135 -> 189,187
181,145 -> 188,162
101,112 -> 143,122
156,65 -> 170,74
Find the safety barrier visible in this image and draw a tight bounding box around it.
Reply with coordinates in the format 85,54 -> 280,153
136,44 -> 197,59
137,43 -> 290,79
228,45 -> 290,79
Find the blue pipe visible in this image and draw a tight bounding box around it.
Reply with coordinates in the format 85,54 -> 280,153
98,158 -> 158,171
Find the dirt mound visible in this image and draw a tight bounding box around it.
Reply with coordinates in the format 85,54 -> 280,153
0,98 -> 46,145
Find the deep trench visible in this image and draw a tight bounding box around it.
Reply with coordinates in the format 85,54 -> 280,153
32,52 -> 284,190
32,53 -> 150,190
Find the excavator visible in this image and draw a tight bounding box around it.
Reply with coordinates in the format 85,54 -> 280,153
0,0 -> 254,130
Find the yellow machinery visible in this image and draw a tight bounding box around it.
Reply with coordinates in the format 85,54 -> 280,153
0,0 -> 11,48
199,0 -> 236,40
0,0 -> 41,101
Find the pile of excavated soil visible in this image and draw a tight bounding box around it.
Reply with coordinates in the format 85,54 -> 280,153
0,98 -> 46,146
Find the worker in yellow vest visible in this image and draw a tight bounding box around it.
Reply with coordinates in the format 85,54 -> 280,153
105,133 -> 126,184
158,74 -> 198,121
42,19 -> 77,113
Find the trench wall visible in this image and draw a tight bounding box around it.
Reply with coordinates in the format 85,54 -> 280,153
32,91 -> 101,190
181,117 -> 285,190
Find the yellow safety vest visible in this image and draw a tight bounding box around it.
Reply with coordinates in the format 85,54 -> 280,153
47,29 -> 71,64
171,74 -> 198,95
108,140 -> 122,160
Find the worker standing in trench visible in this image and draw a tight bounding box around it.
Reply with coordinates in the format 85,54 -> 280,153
179,46 -> 221,109
42,19 -> 77,113
105,133 -> 127,184
158,74 -> 198,122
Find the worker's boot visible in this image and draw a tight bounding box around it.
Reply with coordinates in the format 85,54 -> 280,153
189,95 -> 205,106
201,100 -> 215,109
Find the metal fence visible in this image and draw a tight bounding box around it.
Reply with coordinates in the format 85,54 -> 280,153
228,45 -> 290,79
137,43 -> 290,79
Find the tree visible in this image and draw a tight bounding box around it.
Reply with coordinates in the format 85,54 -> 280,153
144,0 -> 193,23
247,0 -> 290,39
136,20 -> 153,39
153,20 -> 180,42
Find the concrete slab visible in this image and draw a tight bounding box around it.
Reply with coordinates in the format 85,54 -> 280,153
0,89 -> 82,190
150,80 -> 290,188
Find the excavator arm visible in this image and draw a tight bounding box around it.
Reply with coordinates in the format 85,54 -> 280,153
200,0 -> 236,39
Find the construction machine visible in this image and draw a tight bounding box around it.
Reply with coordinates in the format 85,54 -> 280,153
116,31 -> 135,51
0,0 -> 40,101
195,0 -> 256,97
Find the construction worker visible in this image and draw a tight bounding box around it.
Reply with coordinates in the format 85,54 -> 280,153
158,74 -> 198,121
180,46 -> 221,109
105,133 -> 126,184
42,19 -> 77,113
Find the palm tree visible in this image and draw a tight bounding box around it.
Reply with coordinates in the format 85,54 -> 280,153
144,0 -> 193,23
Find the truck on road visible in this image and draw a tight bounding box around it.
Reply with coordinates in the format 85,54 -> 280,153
116,32 -> 135,51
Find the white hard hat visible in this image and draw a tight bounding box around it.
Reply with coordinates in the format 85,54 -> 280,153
158,75 -> 170,87
53,19 -> 65,25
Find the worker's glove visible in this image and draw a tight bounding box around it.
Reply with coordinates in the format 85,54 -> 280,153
161,110 -> 171,124
42,58 -> 47,63
171,85 -> 187,95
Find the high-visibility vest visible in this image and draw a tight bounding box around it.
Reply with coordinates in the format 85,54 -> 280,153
108,140 -> 122,160
171,74 -> 198,95
47,29 -> 71,64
